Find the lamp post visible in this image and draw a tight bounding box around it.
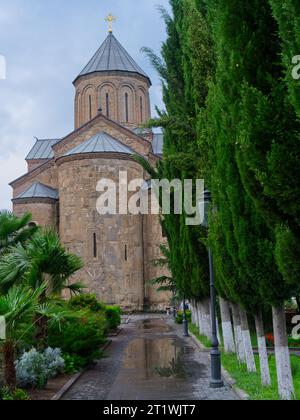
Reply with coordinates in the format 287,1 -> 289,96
200,189 -> 223,389
182,296 -> 189,337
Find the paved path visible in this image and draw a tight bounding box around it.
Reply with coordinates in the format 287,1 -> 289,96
63,315 -> 238,400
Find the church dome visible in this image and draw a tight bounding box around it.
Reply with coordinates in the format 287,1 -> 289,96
73,32 -> 152,130
74,33 -> 151,86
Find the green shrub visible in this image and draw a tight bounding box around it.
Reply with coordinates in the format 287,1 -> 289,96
63,353 -> 86,374
288,336 -> 300,348
105,306 -> 121,330
67,294 -> 121,332
48,312 -> 106,365
176,310 -> 192,325
68,294 -> 104,313
0,387 -> 29,400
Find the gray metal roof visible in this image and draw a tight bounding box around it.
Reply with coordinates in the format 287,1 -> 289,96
26,138 -> 60,160
133,127 -> 152,137
65,132 -> 134,156
15,182 -> 59,200
75,33 -> 151,84
152,133 -> 164,156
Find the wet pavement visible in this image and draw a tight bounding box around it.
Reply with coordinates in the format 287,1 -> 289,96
62,315 -> 239,400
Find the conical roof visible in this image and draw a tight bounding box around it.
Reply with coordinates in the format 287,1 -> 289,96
74,33 -> 151,85
15,183 -> 59,200
64,132 -> 134,156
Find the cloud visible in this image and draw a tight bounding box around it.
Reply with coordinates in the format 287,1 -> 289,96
0,153 -> 26,211
0,0 -> 169,210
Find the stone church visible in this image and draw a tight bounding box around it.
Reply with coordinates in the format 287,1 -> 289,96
10,28 -> 171,312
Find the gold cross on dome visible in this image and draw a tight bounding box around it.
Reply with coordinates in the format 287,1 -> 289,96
105,14 -> 116,33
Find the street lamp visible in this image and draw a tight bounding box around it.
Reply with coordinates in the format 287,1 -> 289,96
199,189 -> 224,389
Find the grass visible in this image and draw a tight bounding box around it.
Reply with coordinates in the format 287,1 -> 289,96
189,323 -> 300,400
189,323 -> 212,348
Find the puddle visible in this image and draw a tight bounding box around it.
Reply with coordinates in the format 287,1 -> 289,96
123,338 -> 186,379
137,319 -> 171,333
106,318 -> 210,400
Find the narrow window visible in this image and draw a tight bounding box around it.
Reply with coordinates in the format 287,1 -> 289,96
106,93 -> 110,117
93,233 -> 97,258
125,244 -> 128,262
89,95 -> 92,120
125,92 -> 129,123
140,96 -> 143,123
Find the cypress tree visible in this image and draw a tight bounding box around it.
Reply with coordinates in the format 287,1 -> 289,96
203,0 -> 297,398
142,0 -> 214,303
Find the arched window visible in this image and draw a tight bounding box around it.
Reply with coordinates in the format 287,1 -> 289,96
125,93 -> 129,123
106,93 -> 110,117
28,221 -> 38,228
140,96 -> 143,123
89,95 -> 92,120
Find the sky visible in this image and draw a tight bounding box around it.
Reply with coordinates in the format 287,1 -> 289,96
0,0 -> 170,210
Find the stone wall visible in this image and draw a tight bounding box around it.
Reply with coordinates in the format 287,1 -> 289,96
13,199 -> 58,230
58,155 -> 146,311
143,211 -> 172,311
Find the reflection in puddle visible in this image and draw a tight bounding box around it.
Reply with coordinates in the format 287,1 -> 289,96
106,318 -> 210,400
123,337 -> 186,379
137,319 -> 171,333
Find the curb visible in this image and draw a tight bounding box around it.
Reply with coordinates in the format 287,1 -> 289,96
189,330 -> 250,401
51,339 -> 113,401
108,328 -> 123,337
51,371 -> 84,401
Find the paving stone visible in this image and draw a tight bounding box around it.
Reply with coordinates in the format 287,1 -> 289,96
63,315 -> 239,400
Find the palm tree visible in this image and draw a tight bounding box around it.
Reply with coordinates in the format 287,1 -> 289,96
0,230 -> 84,295
0,284 -> 45,390
0,211 -> 37,254
0,230 -> 84,345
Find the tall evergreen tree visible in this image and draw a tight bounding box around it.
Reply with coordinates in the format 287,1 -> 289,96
203,0 -> 297,398
142,0 -> 214,301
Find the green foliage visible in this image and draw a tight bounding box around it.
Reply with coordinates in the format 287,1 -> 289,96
189,323 -> 212,348
175,310 -> 191,324
0,284 -> 46,341
0,230 -> 84,296
268,0 -> 300,119
0,211 -> 37,254
47,312 -> 106,365
68,293 -> 121,331
105,306 -> 121,331
192,327 -> 300,400
68,294 -> 104,313
63,353 -> 86,374
200,0 -> 292,311
142,0 -> 213,300
0,387 -> 29,400
222,353 -> 300,400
